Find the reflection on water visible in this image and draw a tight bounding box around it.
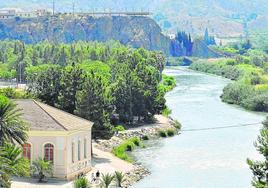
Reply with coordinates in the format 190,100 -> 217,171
132,67 -> 265,188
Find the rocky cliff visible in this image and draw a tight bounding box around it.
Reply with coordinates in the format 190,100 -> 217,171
0,15 -> 171,54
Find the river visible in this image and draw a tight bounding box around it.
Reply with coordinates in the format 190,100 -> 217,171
132,67 -> 265,188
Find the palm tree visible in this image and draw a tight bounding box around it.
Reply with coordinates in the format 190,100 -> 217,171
101,173 -> 115,188
0,96 -> 28,145
114,171 -> 126,187
0,143 -> 30,188
74,176 -> 91,188
0,143 -> 30,176
31,158 -> 53,182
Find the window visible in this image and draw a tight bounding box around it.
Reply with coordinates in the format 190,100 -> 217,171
44,143 -> 54,163
84,139 -> 87,159
72,142 -> 75,163
23,143 -> 31,161
78,140 -> 81,161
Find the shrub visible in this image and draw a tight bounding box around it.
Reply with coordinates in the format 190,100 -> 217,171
158,130 -> 167,137
221,83 -> 254,105
74,176 -> 91,188
112,125 -> 125,132
141,135 -> 149,140
101,173 -> 115,188
0,88 -> 30,99
167,129 -> 176,137
242,92 -> 268,112
114,171 -> 126,187
126,144 -> 134,151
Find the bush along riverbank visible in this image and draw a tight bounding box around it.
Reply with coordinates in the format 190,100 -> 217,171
190,50 -> 268,112
94,115 -> 181,187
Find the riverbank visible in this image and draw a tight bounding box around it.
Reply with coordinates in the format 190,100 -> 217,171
93,115 -> 180,187
189,58 -> 268,113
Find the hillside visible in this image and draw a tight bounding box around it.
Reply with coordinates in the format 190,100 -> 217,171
1,0 -> 268,37
0,15 -> 171,54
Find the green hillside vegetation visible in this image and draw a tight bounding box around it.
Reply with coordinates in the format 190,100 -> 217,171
190,49 -> 268,112
0,40 -> 168,138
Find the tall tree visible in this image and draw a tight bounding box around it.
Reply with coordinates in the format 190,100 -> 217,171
27,65 -> 62,106
76,72 -> 114,138
247,117 -> 268,187
58,63 -> 84,113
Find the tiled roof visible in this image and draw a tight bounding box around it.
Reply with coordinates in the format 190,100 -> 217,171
15,100 -> 93,131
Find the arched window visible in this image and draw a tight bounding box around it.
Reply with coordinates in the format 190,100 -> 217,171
44,143 -> 54,163
84,139 -> 87,159
72,142 -> 75,163
78,140 -> 81,161
23,143 -> 31,161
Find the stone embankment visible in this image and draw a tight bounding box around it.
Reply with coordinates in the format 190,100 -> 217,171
94,115 -> 180,187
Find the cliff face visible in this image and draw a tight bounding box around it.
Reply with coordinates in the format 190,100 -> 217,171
0,16 -> 171,54
192,39 -> 221,58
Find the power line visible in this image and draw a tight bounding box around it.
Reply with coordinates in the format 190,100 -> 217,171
181,122 -> 262,132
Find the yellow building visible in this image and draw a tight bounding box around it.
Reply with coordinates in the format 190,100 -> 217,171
16,100 -> 93,180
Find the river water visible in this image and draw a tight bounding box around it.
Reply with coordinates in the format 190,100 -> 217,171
132,67 -> 266,188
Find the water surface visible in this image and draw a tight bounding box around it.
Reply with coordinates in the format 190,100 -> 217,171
132,67 -> 265,188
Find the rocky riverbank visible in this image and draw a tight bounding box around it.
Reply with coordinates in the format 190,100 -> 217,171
94,115 -> 180,187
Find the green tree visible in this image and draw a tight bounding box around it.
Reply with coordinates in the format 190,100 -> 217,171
76,72 -> 114,138
58,63 -> 84,113
26,65 -> 62,106
247,118 -> 268,187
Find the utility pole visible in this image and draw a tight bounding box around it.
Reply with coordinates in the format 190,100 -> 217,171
72,1 -> 75,17
52,0 -> 55,15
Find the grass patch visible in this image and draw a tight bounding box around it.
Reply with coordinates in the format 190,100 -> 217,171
112,137 -> 143,162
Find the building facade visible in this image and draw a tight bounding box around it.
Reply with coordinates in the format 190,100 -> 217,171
16,100 -> 93,180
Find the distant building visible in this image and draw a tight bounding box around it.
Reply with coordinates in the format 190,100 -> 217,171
16,11 -> 36,18
0,9 -> 16,19
35,9 -> 52,17
0,8 -> 51,19
16,100 -> 93,180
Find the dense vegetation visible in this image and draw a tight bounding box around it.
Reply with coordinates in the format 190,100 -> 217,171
0,40 -> 169,138
190,48 -> 268,112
